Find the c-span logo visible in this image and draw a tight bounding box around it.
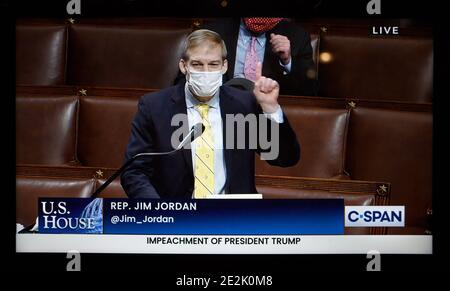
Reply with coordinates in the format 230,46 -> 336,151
345,206 -> 405,227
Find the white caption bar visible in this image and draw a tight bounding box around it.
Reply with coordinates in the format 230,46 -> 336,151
16,234 -> 432,254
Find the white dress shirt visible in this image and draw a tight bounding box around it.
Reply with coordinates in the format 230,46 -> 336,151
184,83 -> 284,196
233,20 -> 292,79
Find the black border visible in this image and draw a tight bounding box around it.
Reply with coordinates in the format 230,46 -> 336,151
9,0 -> 437,18
8,0 -> 449,274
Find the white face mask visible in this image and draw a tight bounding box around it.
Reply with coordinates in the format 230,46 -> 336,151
185,68 -> 223,97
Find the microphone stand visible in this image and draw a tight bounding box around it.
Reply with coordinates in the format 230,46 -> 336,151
91,123 -> 204,198
90,149 -> 180,198
17,123 -> 204,233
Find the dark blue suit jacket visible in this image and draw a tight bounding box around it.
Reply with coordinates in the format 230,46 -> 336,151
121,84 -> 300,198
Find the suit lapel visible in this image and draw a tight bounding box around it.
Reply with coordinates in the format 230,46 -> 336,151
219,87 -> 238,192
170,84 -> 193,176
263,30 -> 277,77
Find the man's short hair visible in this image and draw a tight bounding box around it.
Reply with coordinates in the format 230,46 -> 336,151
181,29 -> 227,61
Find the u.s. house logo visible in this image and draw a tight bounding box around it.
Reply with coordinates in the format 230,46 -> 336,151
38,198 -> 103,234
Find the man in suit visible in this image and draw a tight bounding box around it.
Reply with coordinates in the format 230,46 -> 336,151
175,18 -> 318,96
121,29 -> 300,199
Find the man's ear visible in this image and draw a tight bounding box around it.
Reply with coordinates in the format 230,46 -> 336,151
222,59 -> 228,74
179,59 -> 187,74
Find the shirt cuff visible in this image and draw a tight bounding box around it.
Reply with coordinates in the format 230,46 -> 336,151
279,58 -> 292,73
263,105 -> 284,123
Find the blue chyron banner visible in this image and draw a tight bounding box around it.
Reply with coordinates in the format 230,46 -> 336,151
38,198 -> 344,235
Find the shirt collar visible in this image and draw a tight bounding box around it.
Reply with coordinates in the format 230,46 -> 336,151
184,82 -> 220,109
239,20 -> 266,47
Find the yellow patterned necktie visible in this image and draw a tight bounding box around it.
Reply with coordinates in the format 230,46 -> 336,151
194,103 -> 215,198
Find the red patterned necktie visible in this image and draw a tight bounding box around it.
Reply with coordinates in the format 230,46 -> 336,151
244,36 -> 258,81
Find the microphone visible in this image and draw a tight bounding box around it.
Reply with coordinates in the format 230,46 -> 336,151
90,123 -> 204,198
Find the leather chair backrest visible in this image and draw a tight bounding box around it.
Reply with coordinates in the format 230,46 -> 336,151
16,22 -> 67,86
66,22 -> 192,89
16,95 -> 78,165
318,34 -> 433,102
346,106 -> 432,234
16,176 -> 96,226
256,104 -> 350,179
77,95 -> 139,168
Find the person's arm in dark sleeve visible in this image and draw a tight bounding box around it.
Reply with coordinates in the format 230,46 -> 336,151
120,96 -> 161,199
255,102 -> 301,167
271,26 -> 319,96
293,29 -> 319,96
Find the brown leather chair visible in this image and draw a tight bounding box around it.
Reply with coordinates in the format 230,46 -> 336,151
16,18 -> 433,106
345,105 -> 432,234
16,175 -> 96,226
256,102 -> 350,179
16,21 -> 67,86
318,35 -> 433,102
77,95 -> 140,168
16,95 -> 78,165
66,22 -> 192,89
